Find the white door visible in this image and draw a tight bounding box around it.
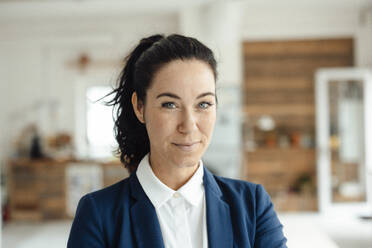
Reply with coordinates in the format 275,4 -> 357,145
315,68 -> 372,216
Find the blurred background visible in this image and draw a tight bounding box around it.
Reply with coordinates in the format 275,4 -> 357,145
1,0 -> 372,247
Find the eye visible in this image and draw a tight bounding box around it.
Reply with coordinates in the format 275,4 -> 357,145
198,101 -> 213,109
161,102 -> 177,109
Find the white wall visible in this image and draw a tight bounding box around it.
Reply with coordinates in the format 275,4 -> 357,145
239,2 -> 372,68
179,2 -> 243,86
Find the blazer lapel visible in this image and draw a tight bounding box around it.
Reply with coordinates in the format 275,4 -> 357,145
129,173 -> 165,248
204,168 -> 234,248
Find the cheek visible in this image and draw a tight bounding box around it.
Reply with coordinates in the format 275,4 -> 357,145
145,112 -> 175,142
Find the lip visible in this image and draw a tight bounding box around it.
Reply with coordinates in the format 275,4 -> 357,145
172,141 -> 200,151
174,142 -> 199,146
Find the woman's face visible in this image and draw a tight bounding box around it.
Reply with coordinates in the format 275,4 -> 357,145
132,59 -> 216,169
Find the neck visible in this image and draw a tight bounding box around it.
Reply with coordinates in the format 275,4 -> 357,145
148,152 -> 200,191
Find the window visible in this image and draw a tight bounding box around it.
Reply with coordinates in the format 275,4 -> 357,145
86,86 -> 116,159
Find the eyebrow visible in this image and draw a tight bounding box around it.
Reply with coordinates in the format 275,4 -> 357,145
156,92 -> 215,100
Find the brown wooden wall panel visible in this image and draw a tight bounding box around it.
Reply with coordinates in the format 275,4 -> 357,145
244,89 -> 314,105
244,56 -> 352,77
243,39 -> 353,57
245,76 -> 313,90
243,104 -> 314,115
242,38 -> 353,211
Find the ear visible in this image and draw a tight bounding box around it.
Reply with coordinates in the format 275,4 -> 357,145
131,92 -> 145,124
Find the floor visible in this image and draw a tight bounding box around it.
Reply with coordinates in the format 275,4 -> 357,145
2,220 -> 71,248
2,213 -> 372,248
280,213 -> 372,248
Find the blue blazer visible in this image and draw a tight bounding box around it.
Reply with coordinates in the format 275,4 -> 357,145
67,167 -> 287,248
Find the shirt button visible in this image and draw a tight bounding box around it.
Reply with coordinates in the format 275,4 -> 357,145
173,192 -> 180,198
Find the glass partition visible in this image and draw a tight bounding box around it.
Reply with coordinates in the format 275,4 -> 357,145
328,80 -> 366,203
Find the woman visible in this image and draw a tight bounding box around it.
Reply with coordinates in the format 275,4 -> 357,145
67,34 -> 287,248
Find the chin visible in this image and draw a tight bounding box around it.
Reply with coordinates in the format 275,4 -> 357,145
171,154 -> 201,168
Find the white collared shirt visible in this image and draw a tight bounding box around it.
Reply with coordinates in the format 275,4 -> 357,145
136,153 -> 208,248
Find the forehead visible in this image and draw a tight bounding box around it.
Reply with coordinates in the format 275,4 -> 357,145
148,59 -> 216,94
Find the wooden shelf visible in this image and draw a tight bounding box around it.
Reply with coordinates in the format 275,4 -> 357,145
272,193 -> 318,212
246,147 -> 315,152
332,193 -> 366,203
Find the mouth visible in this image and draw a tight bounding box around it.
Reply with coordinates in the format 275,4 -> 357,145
172,141 -> 200,151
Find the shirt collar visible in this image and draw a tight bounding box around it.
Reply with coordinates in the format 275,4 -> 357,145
177,160 -> 204,207
136,153 -> 204,209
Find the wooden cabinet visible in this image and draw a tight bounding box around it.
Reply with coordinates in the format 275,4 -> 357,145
7,158 -> 128,221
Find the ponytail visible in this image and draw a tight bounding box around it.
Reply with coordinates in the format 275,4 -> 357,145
106,35 -> 164,173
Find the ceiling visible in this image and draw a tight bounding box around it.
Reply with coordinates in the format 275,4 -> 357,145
0,0 -> 371,20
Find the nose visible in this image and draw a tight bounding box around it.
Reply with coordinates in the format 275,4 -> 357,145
177,108 -> 197,134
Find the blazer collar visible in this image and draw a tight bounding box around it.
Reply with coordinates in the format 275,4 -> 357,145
129,173 -> 165,248
129,166 -> 233,248
203,167 -> 234,248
